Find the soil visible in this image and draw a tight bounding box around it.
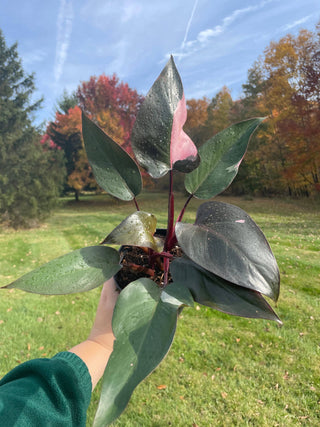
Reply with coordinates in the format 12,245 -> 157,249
115,243 -> 182,290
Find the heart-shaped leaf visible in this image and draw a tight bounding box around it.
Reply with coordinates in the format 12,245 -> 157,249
170,257 -> 281,323
102,211 -> 163,252
82,112 -> 142,200
175,201 -> 280,301
93,278 -> 193,427
3,246 -> 121,294
131,56 -> 199,178
185,118 -> 264,198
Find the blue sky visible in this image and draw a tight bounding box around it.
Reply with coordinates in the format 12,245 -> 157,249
1,0 -> 319,126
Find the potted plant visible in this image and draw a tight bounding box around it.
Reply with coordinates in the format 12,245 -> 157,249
3,56 -> 280,426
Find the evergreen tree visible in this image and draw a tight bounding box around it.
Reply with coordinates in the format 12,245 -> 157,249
0,30 -> 65,228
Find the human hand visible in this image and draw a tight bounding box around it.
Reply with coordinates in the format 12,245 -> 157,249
88,277 -> 119,351
69,277 -> 119,389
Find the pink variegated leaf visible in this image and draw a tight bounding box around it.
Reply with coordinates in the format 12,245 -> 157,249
131,56 -> 199,179
170,94 -> 199,173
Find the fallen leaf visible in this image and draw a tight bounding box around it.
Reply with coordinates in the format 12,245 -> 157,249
55,311 -> 60,315
221,392 -> 228,399
283,371 -> 289,380
7,307 -> 12,312
157,385 -> 167,390
39,346 -> 44,350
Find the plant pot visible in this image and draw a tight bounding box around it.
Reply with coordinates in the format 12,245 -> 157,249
114,228 -> 181,290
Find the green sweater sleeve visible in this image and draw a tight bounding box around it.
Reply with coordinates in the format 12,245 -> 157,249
0,351 -> 92,426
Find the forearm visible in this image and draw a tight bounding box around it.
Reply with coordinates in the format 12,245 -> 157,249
69,339 -> 114,390
69,278 -> 118,390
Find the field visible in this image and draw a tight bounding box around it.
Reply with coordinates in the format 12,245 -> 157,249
0,193 -> 319,426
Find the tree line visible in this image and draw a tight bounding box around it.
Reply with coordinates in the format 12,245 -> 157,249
0,22 -> 319,227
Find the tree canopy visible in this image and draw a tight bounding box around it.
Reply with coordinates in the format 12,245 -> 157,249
0,30 -> 65,227
47,74 -> 144,200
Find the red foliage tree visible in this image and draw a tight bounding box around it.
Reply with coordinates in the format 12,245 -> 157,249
77,74 -> 144,149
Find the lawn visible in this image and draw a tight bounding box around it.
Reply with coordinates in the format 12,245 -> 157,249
0,193 -> 319,426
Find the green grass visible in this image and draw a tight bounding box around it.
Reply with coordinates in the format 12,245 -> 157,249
0,193 -> 319,426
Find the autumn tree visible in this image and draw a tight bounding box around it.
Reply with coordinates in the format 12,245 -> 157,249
47,75 -> 144,200
233,22 -> 320,196
77,74 -> 144,150
262,27 -> 320,195
185,97 -> 210,146
209,86 -> 234,134
47,105 -> 95,201
185,88 -> 235,148
0,30 -> 65,227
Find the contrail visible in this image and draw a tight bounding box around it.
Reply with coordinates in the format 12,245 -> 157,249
54,0 -> 73,84
181,0 -> 199,50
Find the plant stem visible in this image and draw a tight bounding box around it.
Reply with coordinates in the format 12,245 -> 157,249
164,170 -> 174,252
133,197 -> 140,211
163,257 -> 169,287
177,193 -> 193,222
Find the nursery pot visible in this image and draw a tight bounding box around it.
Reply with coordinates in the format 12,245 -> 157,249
114,228 -> 181,290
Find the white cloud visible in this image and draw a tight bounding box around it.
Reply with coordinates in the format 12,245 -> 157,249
54,0 -> 74,85
281,15 -> 313,31
181,0 -> 199,49
165,0 -> 277,62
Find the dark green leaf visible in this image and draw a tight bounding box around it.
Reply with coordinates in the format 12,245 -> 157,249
102,211 -> 163,252
170,257 -> 281,323
82,112 -> 142,200
175,201 -> 280,301
131,56 -> 199,178
94,278 -> 192,426
4,246 -> 121,294
185,118 -> 264,198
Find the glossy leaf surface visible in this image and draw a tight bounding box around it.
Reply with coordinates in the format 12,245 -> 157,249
82,112 -> 142,200
131,56 -> 199,178
175,201 -> 280,301
94,278 -> 193,426
185,118 -> 264,198
170,257 -> 281,323
102,211 -> 163,252
4,246 -> 121,294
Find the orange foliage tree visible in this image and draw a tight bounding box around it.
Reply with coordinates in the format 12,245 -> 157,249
47,74 -> 144,200
262,27 -> 320,195
47,105 -> 95,201
234,23 -> 320,196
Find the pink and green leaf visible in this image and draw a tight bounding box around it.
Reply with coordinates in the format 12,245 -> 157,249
131,56 -> 199,178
